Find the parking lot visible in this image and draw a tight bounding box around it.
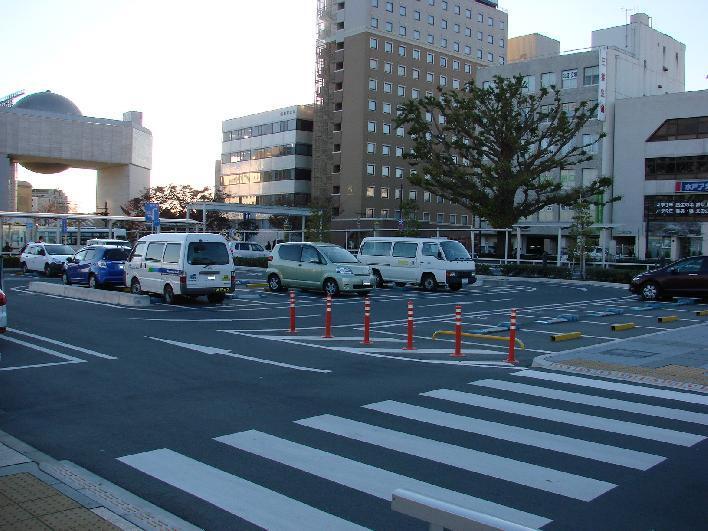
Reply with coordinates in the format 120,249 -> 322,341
1,266 -> 707,530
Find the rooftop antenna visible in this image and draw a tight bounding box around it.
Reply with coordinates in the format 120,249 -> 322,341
622,7 -> 636,49
0,89 -> 25,107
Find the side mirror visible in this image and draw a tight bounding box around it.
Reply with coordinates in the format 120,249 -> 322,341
437,251 -> 444,260
309,258 -> 320,264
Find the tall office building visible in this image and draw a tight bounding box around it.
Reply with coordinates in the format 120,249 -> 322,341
218,105 -> 314,207
313,0 -> 508,241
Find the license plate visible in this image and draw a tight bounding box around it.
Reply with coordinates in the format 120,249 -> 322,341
207,275 -> 216,280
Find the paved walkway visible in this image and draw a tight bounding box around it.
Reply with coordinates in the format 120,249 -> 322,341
533,322 -> 708,393
0,431 -> 198,531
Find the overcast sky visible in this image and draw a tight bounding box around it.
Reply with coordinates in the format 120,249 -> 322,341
2,0 -> 705,213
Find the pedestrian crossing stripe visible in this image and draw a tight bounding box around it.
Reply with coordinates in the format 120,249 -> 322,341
364,400 -> 664,470
295,414 -> 615,501
215,430 -> 553,529
422,389 -> 705,446
118,449 -> 366,530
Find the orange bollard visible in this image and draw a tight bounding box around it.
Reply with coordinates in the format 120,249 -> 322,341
362,296 -> 372,345
402,300 -> 415,350
507,308 -> 518,364
322,294 -> 333,338
288,289 -> 296,334
451,305 -> 464,357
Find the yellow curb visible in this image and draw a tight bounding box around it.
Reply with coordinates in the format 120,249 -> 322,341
696,310 -> 708,317
658,315 -> 679,323
245,283 -> 268,288
551,331 -> 582,342
611,322 -> 636,331
432,330 -> 525,349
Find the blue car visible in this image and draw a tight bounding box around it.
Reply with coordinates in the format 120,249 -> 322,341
62,245 -> 131,288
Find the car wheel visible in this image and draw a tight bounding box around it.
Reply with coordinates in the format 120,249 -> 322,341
373,270 -> 385,288
21,262 -> 29,275
88,274 -> 99,289
323,278 -> 340,296
421,274 -> 437,292
163,284 -> 176,305
207,292 -> 226,304
43,264 -> 51,276
640,281 -> 660,301
130,278 -> 142,295
268,274 -> 283,292
62,271 -> 71,285
448,281 -> 463,292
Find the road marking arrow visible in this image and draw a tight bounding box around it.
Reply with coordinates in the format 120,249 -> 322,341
148,337 -> 331,373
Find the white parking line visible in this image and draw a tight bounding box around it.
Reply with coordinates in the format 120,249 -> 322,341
0,335 -> 85,363
8,328 -> 117,359
0,361 -> 80,371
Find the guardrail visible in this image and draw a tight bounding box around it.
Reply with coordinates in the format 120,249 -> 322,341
391,489 -> 539,531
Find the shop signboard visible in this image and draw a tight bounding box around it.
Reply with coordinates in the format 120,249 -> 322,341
675,180 -> 708,193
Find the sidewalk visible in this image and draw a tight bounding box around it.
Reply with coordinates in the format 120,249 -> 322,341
533,322 -> 708,393
0,431 -> 199,531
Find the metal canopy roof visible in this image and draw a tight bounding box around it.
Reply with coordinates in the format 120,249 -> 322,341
0,211 -> 200,225
185,202 -> 311,217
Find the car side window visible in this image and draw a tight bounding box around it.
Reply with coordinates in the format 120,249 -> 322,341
422,243 -> 439,257
84,249 -> 97,261
130,242 -> 146,262
301,246 -> 320,263
145,243 -> 166,262
163,243 -> 181,264
74,250 -> 87,262
252,244 -> 264,252
278,245 -> 302,262
674,258 -> 703,273
392,242 -> 418,258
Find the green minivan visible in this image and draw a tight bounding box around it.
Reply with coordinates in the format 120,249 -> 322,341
266,243 -> 374,295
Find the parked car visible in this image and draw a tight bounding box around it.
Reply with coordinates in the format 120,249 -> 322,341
358,237 -> 475,291
267,242 -> 374,296
20,243 -> 75,276
629,255 -> 708,300
229,241 -> 269,260
125,233 -> 235,304
0,288 -> 7,333
62,245 -> 131,288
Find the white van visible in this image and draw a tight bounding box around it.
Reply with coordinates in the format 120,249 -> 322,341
358,237 -> 475,291
125,233 -> 235,304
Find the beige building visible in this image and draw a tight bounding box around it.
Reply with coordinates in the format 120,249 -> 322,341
16,180 -> 32,211
313,0 -> 508,244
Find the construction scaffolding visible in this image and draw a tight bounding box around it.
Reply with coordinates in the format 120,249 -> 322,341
312,0 -> 337,203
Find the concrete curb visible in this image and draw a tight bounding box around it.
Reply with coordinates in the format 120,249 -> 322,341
29,281 -> 151,307
477,274 -> 627,289
0,430 -> 199,531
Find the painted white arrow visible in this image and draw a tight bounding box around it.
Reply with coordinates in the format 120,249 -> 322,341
148,337 -> 331,373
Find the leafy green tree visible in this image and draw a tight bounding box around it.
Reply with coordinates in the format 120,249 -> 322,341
567,195 -> 598,278
305,199 -> 332,242
396,74 -> 616,253
400,199 -> 421,236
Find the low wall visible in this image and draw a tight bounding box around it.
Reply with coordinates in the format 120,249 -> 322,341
29,282 -> 151,307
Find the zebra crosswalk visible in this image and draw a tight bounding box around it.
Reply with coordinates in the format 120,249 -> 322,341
118,370 -> 708,530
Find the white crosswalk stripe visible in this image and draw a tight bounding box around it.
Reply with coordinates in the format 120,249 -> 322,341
215,430 -> 552,529
118,449 -> 366,531
117,370 -> 708,529
364,400 -> 665,470
471,379 -> 708,425
422,389 -> 705,446
514,370 -> 708,406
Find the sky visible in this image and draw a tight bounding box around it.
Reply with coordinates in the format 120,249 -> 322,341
2,0 -> 706,213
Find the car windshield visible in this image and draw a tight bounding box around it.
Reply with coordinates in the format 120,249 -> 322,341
103,248 -> 130,261
319,246 -> 359,264
187,242 -> 230,265
45,245 -> 75,255
440,240 -> 472,261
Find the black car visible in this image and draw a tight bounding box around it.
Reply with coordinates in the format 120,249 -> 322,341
629,256 -> 708,300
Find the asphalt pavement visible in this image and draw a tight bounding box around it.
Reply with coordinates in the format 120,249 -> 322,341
0,269 -> 706,529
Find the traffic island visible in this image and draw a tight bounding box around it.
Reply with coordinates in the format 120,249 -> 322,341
28,282 -> 151,307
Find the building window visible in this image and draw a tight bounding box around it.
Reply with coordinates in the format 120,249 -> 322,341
371,17 -> 378,29
381,209 -> 390,218
366,186 -> 375,197
332,185 -> 340,194
398,65 -> 406,76
382,165 -> 390,177
413,49 -> 421,60
411,88 -> 420,98
541,72 -> 556,88
440,38 -> 447,48
396,146 -> 404,157
560,169 -> 575,189
452,59 -> 460,71
413,29 -> 420,40
384,41 -> 393,53
450,214 -> 457,224
383,123 -> 391,134
440,56 -> 447,68
414,10 -> 420,20
453,23 -> 460,33
367,121 -> 377,133
436,213 -> 444,223
384,61 -> 392,73
395,189 -> 401,200
427,34 -> 434,44
333,144 -> 341,152
366,163 -> 375,175
399,5 -> 406,16
584,65 -> 600,86
412,68 -> 419,79
453,42 -> 460,52
383,102 -> 392,114
336,21 -> 344,30
333,164 -> 341,173
452,78 -> 460,89
561,69 -> 578,89
461,214 -> 468,225
367,142 -> 376,154
409,190 -> 417,200
441,19 -> 447,29
386,22 -> 393,32
423,212 -> 431,221
396,126 -> 405,137
499,20 -> 505,30
399,25 -> 407,37
366,208 -> 375,218
399,45 -> 406,56
521,75 -> 535,93
426,72 -> 434,83
582,168 -> 598,186
369,78 -> 377,91
368,99 -> 376,111
370,58 -> 378,70
487,52 -> 493,62
424,191 -> 431,202
395,167 -> 404,178
476,31 -> 482,40
437,195 -> 444,203
426,52 -> 434,64
499,38 -> 505,48
370,37 -> 378,49
582,134 -> 599,154
397,85 -> 405,97
477,13 -> 483,23
488,16 -> 493,27
384,82 -> 392,93
428,15 -> 434,25
439,75 -> 447,86
371,0 -> 378,7
385,1 -> 393,11
464,63 -> 471,74
425,111 -> 432,122
382,144 -> 391,155
487,34 -> 493,44
648,117 -> 708,141
334,102 -> 343,111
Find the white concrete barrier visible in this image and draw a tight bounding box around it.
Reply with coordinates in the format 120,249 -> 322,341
29,282 -> 151,307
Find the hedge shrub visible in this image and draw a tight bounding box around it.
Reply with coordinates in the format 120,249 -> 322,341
2,256 -> 20,268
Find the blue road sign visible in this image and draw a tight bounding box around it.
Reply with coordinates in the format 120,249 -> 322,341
60,218 -> 68,234
144,202 -> 160,226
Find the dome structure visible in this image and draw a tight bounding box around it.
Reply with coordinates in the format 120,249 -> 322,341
13,91 -> 82,173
